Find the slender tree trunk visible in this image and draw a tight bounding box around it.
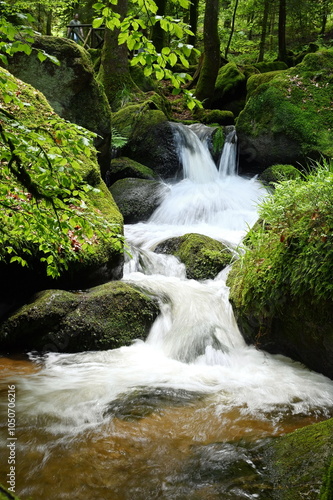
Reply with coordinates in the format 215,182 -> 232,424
258,0 -> 270,62
46,10 -> 52,35
320,0 -> 329,35
187,0 -> 199,46
224,0 -> 239,59
151,0 -> 167,52
195,0 -> 220,106
98,0 -> 139,110
278,0 -> 287,62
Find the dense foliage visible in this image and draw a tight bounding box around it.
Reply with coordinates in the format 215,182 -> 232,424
229,161 -> 333,316
0,14 -> 123,279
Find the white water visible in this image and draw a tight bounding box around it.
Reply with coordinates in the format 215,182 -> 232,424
1,125 -> 332,500
5,123 -> 333,439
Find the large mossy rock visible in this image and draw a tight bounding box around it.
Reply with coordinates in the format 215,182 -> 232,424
106,156 -> 158,186
0,283 -> 159,353
155,233 -> 233,280
0,68 -> 123,317
5,35 -> 112,174
227,167 -> 333,379
237,49 -> 333,172
112,104 -> 181,179
110,178 -> 167,223
262,418 -> 333,499
210,62 -> 247,115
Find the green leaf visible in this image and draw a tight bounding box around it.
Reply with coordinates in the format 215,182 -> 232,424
93,17 -> 105,28
168,52 -> 177,67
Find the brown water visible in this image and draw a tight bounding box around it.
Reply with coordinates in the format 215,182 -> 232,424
0,355 -> 330,500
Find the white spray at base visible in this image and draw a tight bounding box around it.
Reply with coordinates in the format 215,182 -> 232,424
11,123 -> 333,435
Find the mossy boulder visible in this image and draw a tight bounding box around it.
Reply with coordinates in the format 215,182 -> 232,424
0,68 -> 123,317
246,70 -> 288,100
0,484 -> 21,500
237,49 -> 333,172
112,104 -> 180,179
253,61 -> 288,73
110,178 -> 167,223
262,418 -> 333,499
0,283 -> 159,352
201,109 -> 235,126
259,164 -> 302,186
155,233 -> 233,280
211,62 -> 247,112
227,166 -> 333,379
5,35 -> 113,175
106,156 -> 158,186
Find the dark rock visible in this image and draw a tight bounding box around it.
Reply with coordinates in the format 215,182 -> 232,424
0,283 -> 159,353
110,178 -> 167,223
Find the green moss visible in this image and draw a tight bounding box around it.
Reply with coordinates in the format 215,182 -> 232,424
109,157 -> 158,183
227,162 -> 333,377
0,282 -> 159,352
246,70 -> 288,98
264,418 -> 333,499
321,456 -> 333,500
253,61 -> 288,73
237,49 -> 333,160
213,62 -> 246,105
211,127 -> 225,156
156,233 -> 233,280
112,103 -> 167,140
202,110 -> 235,126
0,484 -> 21,500
259,164 -> 302,185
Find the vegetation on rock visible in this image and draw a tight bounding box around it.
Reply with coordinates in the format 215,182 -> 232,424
0,282 -> 159,352
155,233 -> 233,280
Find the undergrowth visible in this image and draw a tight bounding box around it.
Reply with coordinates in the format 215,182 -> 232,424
230,159 -> 333,315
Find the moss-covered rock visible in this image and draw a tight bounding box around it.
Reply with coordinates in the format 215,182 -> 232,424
112,104 -> 180,179
106,156 -> 158,186
227,165 -> 333,379
0,283 -> 159,352
246,70 -> 288,100
0,484 -> 21,500
6,36 -> 113,175
253,61 -> 288,73
110,178 -> 167,223
259,164 -> 302,185
155,233 -> 233,280
211,62 -> 247,112
0,68 -> 124,316
237,49 -> 333,172
262,418 -> 333,499
201,109 -> 235,126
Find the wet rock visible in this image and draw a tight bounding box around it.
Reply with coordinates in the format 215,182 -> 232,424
110,178 -> 168,223
155,233 -> 233,280
0,283 -> 159,353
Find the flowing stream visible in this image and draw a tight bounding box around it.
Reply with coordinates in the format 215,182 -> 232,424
1,124 -> 333,499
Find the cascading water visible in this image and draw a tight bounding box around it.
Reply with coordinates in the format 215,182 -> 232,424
1,124 -> 333,500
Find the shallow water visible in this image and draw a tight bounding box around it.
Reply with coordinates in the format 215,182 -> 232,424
0,126 -> 332,499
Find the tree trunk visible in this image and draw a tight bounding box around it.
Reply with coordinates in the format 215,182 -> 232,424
195,0 -> 220,106
258,0 -> 270,62
224,0 -> 239,59
278,0 -> 287,62
320,0 -> 329,35
151,0 -> 167,52
98,0 -> 138,111
187,0 -> 199,46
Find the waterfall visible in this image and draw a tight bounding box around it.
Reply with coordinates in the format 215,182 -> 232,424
219,125 -> 238,177
2,122 -> 332,500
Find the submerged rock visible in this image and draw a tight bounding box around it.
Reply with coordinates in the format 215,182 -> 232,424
262,418 -> 333,499
155,233 -> 233,280
237,49 -> 333,172
110,178 -> 167,223
0,283 -> 159,353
